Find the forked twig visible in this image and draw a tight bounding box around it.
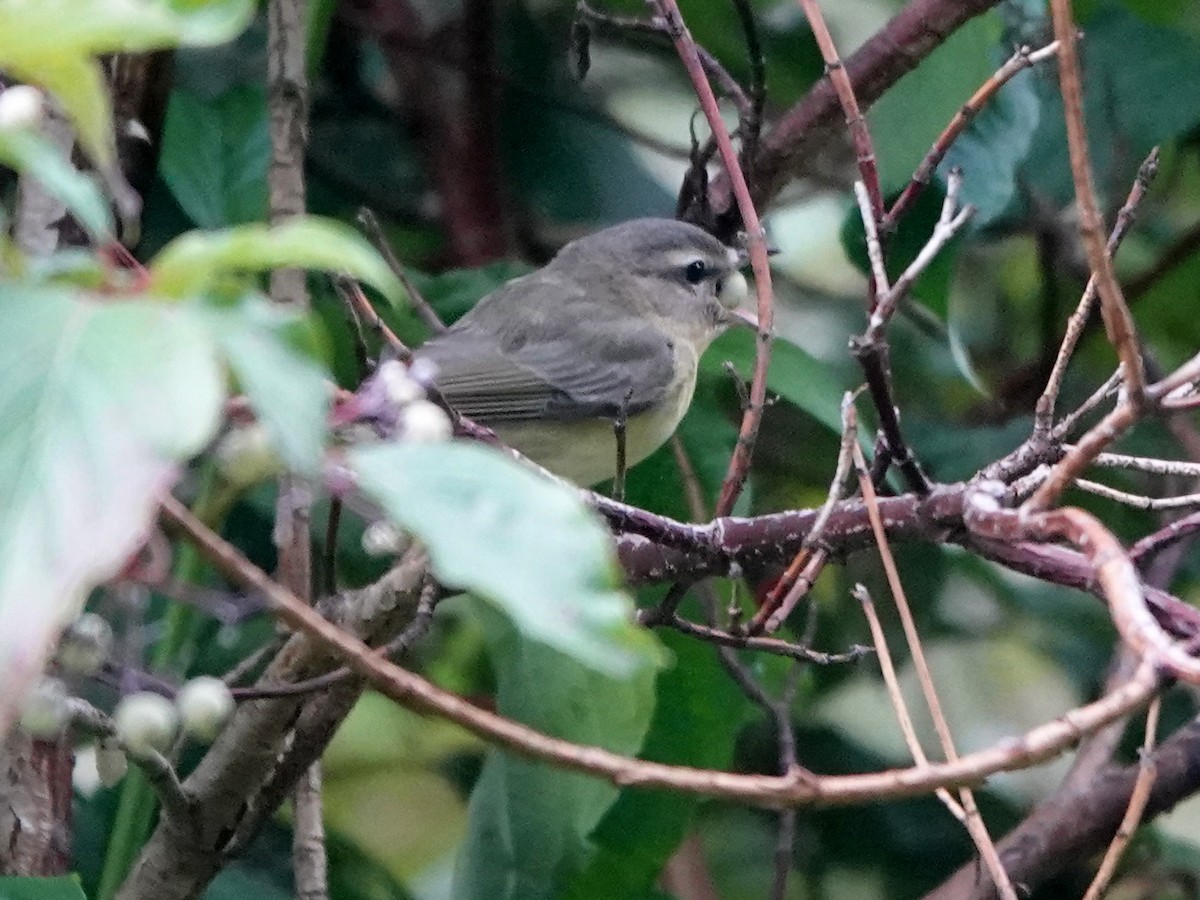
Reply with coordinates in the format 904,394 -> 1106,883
855,446 -> 1015,898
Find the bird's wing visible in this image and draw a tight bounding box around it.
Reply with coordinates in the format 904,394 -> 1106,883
414,277 -> 676,423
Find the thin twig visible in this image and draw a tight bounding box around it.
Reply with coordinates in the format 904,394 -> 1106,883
855,449 -> 1015,898
356,207 -> 446,334
883,41 -> 1060,231
753,392 -> 859,633
1081,695 -> 1160,900
332,275 -> 411,359
1051,368 -> 1123,441
647,0 -> 775,518
853,585 -> 966,821
667,615 -> 872,665
795,0 -> 883,222
1082,449 -> 1200,478
1128,510 -> 1200,567
1075,478 -> 1200,511
1035,149 -> 1159,433
1049,0 -> 1145,401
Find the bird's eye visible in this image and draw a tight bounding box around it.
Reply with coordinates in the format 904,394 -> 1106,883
684,260 -> 708,284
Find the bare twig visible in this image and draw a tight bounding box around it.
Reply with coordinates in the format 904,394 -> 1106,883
666,615 -> 872,665
357,208 -> 446,334
796,0 -> 883,222
1049,0 -> 1145,401
646,0 -> 775,518
1035,150 -> 1159,433
754,392 -> 859,633
1081,696 -> 1160,900
1082,449 -> 1200,478
332,275 -> 411,359
1129,510 -> 1200,567
1076,479 -> 1200,511
855,450 -> 1015,899
267,0 -> 326,891
883,41 -> 1059,231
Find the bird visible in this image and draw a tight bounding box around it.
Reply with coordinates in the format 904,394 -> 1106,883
414,217 -> 754,486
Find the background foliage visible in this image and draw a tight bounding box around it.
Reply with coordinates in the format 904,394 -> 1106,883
5,0 -> 1200,898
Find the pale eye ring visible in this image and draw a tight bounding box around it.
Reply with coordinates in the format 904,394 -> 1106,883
683,259 -> 708,284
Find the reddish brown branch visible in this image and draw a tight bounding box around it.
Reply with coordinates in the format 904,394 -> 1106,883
1048,0 -> 1145,402
647,0 -> 775,517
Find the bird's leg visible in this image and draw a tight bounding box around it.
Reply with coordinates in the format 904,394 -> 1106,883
611,389 -> 634,502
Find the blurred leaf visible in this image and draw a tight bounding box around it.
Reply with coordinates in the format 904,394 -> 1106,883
0,128 -> 111,237
0,877 -> 86,900
868,14 -> 1000,193
159,85 -> 269,228
1022,3 -> 1200,207
705,329 -> 847,436
500,4 -> 674,226
148,218 -> 404,304
198,295 -> 330,475
0,286 -> 223,733
0,0 -> 253,166
567,629 -> 747,898
406,262 -> 532,329
452,598 -> 656,900
349,442 -> 664,677
940,63 -> 1042,228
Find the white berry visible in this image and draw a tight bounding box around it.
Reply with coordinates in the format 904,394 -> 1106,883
19,678 -> 70,739
0,85 -> 44,130
176,676 -> 235,742
114,692 -> 178,758
400,399 -> 452,443
377,360 -> 425,406
362,520 -> 405,556
56,612 -> 113,675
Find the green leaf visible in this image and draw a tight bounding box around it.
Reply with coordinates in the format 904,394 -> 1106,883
0,876 -> 87,900
704,329 -> 847,435
148,218 -> 405,304
451,598 -> 656,900
159,85 -> 269,228
348,442 -> 664,677
0,286 -> 223,736
0,0 -> 253,166
567,629 -> 747,899
0,128 -> 112,238
940,63 -> 1042,228
197,296 -> 330,475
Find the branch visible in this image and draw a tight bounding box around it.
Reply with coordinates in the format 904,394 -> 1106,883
1049,0 -> 1145,401
158,492 -> 1163,810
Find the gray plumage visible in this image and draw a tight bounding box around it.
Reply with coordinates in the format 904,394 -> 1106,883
415,218 -> 744,426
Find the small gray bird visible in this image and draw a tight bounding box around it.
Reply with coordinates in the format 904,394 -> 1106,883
415,218 -> 753,485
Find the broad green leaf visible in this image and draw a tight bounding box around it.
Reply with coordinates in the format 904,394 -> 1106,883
0,876 -> 87,900
148,218 -> 405,304
348,442 -> 664,677
0,0 -> 253,167
0,128 -> 111,238
0,286 -> 223,734
160,85 -> 269,228
940,63 -> 1041,228
197,296 -> 330,475
0,0 -> 253,56
452,598 -> 656,900
704,329 -> 846,436
567,629 -> 747,899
